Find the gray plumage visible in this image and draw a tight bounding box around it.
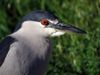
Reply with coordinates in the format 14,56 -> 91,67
0,36 -> 51,75
0,10 -> 86,75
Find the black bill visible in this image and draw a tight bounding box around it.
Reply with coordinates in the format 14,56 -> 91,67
48,22 -> 86,34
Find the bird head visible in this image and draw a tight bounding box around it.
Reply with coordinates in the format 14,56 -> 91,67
14,10 -> 86,37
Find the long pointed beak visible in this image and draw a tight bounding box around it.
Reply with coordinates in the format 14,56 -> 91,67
48,22 -> 86,34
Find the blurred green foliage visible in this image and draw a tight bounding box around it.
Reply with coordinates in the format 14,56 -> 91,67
0,0 -> 100,75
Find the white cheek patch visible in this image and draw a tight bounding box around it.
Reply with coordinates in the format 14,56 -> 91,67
45,27 -> 65,37
51,31 -> 65,37
45,28 -> 56,35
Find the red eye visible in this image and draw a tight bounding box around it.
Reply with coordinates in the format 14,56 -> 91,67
41,19 -> 49,26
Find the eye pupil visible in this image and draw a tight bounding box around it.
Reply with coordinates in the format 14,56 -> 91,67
41,19 -> 49,26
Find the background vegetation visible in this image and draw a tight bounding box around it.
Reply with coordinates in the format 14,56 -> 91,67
0,0 -> 100,75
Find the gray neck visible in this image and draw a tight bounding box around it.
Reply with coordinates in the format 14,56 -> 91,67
0,34 -> 51,75
17,37 -> 51,75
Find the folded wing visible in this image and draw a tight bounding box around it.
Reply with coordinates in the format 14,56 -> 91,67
0,36 -> 15,67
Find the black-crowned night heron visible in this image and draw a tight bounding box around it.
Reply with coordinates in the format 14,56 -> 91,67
0,10 -> 86,75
